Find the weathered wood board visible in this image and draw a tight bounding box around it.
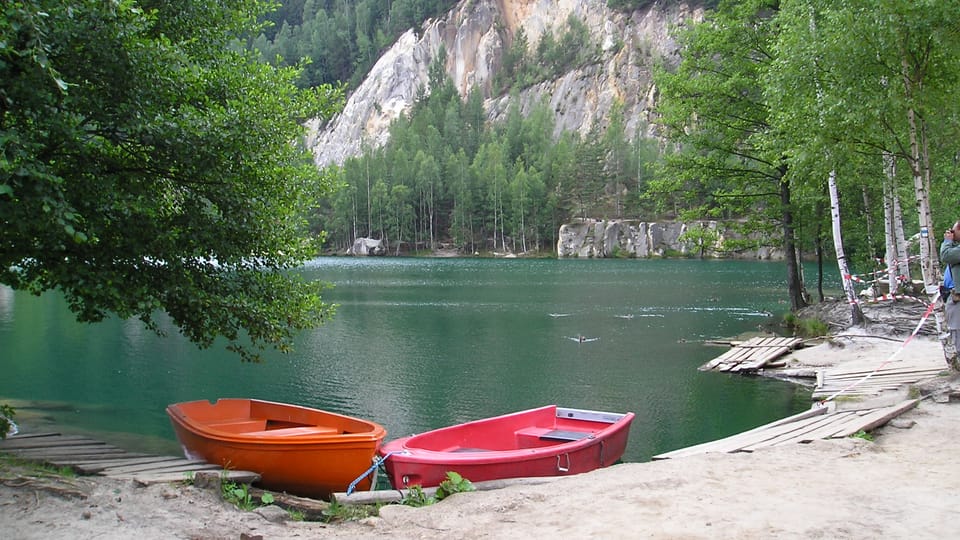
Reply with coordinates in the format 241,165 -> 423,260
700,337 -> 804,372
0,432 -> 259,487
653,399 -> 919,460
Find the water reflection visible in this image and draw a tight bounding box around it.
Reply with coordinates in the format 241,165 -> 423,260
0,258 -> 835,462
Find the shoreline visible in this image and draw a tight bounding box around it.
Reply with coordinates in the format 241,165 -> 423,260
2,334 -> 958,539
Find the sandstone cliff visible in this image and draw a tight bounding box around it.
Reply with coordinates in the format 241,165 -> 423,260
306,0 -> 700,168
558,219 -> 784,259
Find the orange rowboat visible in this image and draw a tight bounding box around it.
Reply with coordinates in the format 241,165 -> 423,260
166,398 -> 386,499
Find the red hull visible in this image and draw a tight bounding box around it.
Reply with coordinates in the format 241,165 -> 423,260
166,399 -> 386,499
379,405 -> 634,488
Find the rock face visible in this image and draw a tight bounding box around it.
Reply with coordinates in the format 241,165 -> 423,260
347,237 -> 386,256
557,219 -> 784,259
306,0 -> 700,168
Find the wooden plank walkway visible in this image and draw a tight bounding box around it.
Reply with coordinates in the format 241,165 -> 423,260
0,432 -> 259,486
811,357 -> 948,400
700,336 -> 804,372
652,398 -> 919,460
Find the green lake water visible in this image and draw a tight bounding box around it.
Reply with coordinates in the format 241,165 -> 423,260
0,257 -> 836,463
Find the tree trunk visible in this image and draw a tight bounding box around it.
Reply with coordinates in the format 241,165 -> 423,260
902,54 -> 938,286
829,170 -> 865,325
882,152 -> 899,294
779,174 -> 807,311
893,185 -> 910,281
816,226 -> 825,303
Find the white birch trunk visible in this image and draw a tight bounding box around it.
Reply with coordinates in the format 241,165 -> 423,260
882,152 -> 899,294
902,54 -> 938,286
829,170 -> 865,325
893,190 -> 910,280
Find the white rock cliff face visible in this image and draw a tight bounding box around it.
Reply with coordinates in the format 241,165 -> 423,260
306,0 -> 699,168
557,220 -> 783,259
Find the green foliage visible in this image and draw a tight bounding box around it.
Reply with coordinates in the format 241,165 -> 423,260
401,484 -> 433,507
222,481 -> 257,511
435,471 -> 475,501
0,404 -> 14,439
851,430 -> 874,442
0,455 -> 76,478
782,313 -> 829,338
251,0 -> 460,89
678,224 -> 721,258
314,63 -> 659,254
321,500 -> 378,522
1,0 -> 345,361
400,471 -> 475,506
608,0 -> 718,11
493,15 -> 598,95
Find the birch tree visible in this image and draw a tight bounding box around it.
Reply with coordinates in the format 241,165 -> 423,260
771,0 -> 960,290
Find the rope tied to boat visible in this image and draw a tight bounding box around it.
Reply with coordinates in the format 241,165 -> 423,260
346,451 -> 397,496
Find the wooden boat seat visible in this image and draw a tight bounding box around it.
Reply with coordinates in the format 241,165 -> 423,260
539,430 -> 592,442
514,427 -> 593,442
247,426 -> 339,437
208,419 -> 268,433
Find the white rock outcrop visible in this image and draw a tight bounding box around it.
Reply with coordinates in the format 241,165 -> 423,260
307,0 -> 700,168
557,219 -> 784,259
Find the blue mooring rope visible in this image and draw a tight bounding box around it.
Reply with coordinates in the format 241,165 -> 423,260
346,451 -> 397,496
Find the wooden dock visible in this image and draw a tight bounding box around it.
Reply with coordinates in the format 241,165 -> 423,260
812,357 -> 948,399
700,336 -> 804,372
0,432 -> 259,486
652,398 -> 919,460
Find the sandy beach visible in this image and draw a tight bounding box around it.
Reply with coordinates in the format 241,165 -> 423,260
2,334 -> 958,539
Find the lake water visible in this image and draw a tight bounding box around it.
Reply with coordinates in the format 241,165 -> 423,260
0,257 -> 833,463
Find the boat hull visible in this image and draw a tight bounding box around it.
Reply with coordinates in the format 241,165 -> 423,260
166,398 -> 386,499
379,405 -> 634,488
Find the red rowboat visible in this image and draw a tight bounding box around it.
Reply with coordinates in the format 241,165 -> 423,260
379,405 -> 634,488
166,398 -> 386,499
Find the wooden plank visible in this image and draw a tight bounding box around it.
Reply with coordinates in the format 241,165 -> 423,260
0,432 -> 62,441
823,367 -> 945,379
700,348 -> 741,370
703,342 -> 758,370
106,463 -> 222,478
6,444 -> 124,457
740,411 -> 859,451
653,406 -> 828,459
0,435 -> 106,450
739,345 -> 791,371
131,469 -> 260,486
707,412 -> 842,453
823,370 -> 945,382
59,453 -> 154,464
749,412 -> 862,448
100,458 -> 212,475
62,456 -> 183,474
812,384 -> 913,398
708,336 -> 804,372
827,399 -> 920,438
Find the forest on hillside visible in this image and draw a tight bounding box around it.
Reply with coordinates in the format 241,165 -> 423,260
257,0 -> 960,309
248,1 -> 689,89
5,0 -> 959,357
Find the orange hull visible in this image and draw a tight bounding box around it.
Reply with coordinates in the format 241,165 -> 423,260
166,399 -> 386,499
